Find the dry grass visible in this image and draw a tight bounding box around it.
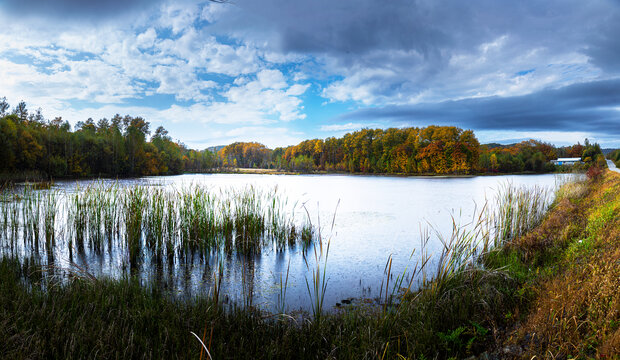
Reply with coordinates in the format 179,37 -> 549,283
2,174 -> 618,359
507,171 -> 620,359
509,198 -> 582,261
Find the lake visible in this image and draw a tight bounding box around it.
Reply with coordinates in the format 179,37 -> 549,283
3,173 -> 572,312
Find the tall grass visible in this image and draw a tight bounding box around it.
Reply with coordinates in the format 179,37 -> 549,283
0,178 -> 580,359
489,182 -> 550,247
0,182 -> 316,278
303,200 -> 338,322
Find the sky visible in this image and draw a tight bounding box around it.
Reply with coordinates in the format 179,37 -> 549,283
0,0 -> 619,149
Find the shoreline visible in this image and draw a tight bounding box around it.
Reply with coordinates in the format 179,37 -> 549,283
2,166 -> 586,184
0,170 -> 617,358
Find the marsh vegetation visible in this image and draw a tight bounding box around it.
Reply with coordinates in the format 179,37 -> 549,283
0,183 -> 314,281
3,171 -> 613,359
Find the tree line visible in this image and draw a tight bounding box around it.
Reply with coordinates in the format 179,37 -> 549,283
272,126 -> 481,174
221,129 -> 605,175
220,126 -> 481,174
0,97 -> 607,180
0,97 -> 218,179
478,139 -> 605,173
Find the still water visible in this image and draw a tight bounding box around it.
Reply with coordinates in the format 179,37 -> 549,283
34,173 -> 572,311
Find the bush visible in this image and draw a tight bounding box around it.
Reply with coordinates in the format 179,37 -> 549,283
586,166 -> 603,181
595,154 -> 607,168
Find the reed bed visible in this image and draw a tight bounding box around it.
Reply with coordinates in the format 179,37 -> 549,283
410,182 -> 552,297
489,182 -> 551,248
0,182 -> 315,274
0,175 -> 588,359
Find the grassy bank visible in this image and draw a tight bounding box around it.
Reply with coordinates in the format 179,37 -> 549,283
1,172 -> 618,359
496,170 -> 620,358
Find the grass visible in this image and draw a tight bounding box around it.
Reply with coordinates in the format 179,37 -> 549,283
0,253 -> 521,359
1,172 -> 618,358
0,182 -> 316,273
505,170 -> 620,358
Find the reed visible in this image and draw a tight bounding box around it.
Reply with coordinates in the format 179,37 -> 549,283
0,176 -> 593,359
490,182 -> 550,247
303,200 -> 338,322
276,259 -> 290,314
304,239 -> 330,322
0,182 -> 315,282
124,186 -> 147,270
69,187 -> 88,255
42,190 -> 58,251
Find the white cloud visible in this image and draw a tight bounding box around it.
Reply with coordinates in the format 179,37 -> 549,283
286,83 -> 310,96
136,28 -> 157,49
322,67 -> 397,105
219,72 -> 307,123
153,65 -> 216,101
320,122 -> 365,132
200,40 -> 260,76
158,3 -> 199,35
256,69 -> 287,89
200,2 -> 228,23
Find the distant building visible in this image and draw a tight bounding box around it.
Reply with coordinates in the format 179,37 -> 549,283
551,157 -> 582,166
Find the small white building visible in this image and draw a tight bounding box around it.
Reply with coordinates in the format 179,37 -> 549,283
551,157 -> 582,166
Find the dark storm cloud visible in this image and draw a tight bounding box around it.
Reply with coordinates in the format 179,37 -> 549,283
237,0 -> 483,56
236,0 -> 619,59
0,0 -> 161,19
338,79 -> 620,134
585,18 -> 620,73
210,0 -> 620,109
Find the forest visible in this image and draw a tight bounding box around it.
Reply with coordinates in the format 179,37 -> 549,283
0,97 -> 218,179
220,130 -> 605,175
0,97 -> 607,180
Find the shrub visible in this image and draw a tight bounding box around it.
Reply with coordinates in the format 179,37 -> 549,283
586,166 -> 603,181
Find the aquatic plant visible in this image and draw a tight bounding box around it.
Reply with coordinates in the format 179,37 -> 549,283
1,174 -> 607,359
0,182 -> 316,279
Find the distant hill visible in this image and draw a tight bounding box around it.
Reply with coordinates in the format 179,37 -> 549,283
482,143 -> 517,149
484,144 -> 618,155
602,148 -> 617,155
206,145 -> 226,153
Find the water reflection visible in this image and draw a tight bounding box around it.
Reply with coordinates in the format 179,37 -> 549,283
1,173 -> 573,312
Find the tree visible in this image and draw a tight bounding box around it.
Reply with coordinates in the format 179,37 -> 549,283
125,116 -> 151,175
153,126 -> 170,141
581,138 -> 602,163
13,101 -> 28,121
0,97 -> 9,116
0,115 -> 18,171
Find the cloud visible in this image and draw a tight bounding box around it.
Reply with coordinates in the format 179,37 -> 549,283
585,12 -> 620,73
225,0 -> 619,107
221,71 -> 308,122
338,79 -> 620,134
319,122 -> 366,132
256,69 -> 287,89
2,0 -> 620,149
177,126 -> 305,149
0,0 -> 161,20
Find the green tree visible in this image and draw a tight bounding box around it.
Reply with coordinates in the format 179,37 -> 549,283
13,101 -> 28,121
0,97 -> 10,117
